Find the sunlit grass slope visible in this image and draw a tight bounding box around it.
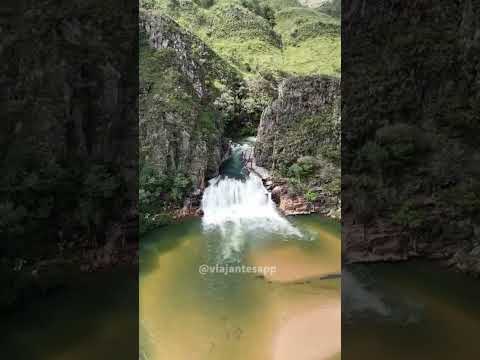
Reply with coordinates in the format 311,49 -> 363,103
142,0 -> 340,77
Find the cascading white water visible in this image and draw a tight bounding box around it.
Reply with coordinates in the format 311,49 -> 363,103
202,174 -> 300,233
201,141 -> 302,258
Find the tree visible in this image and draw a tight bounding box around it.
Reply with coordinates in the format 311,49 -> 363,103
168,0 -> 180,11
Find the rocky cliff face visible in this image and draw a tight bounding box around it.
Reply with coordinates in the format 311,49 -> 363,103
139,11 -> 239,231
1,1 -> 138,258
254,75 -> 341,217
140,10 -> 222,99
139,12 -> 233,189
342,0 -> 480,275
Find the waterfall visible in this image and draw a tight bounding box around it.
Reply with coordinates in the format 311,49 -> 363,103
201,140 -> 301,258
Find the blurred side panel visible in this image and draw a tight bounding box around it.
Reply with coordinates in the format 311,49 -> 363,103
0,0 -> 139,358
342,0 -> 480,358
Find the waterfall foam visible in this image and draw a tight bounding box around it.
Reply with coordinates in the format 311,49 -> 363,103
202,174 -> 300,233
201,141 -> 302,258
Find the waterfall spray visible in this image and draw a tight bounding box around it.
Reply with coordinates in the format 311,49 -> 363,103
201,141 -> 301,258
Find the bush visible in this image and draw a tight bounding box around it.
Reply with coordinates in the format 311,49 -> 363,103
374,123 -> 431,174
287,157 -> 315,179
240,0 -> 276,27
354,141 -> 389,174
168,0 -> 180,11
140,212 -> 170,236
170,175 -> 192,202
195,0 -> 215,9
286,177 -> 308,195
392,200 -> 427,229
139,162 -> 193,234
141,0 -> 157,10
304,190 -> 318,203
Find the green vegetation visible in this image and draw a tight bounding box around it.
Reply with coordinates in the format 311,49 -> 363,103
348,120 -> 480,245
139,25 -> 245,233
274,6 -> 339,43
317,0 -> 340,18
262,77 -> 340,206
140,46 -> 194,114
139,161 -> 192,234
284,154 -> 339,202
0,161 -> 125,258
139,38 -> 208,234
141,0 -> 340,77
139,0 -> 341,232
275,111 -> 340,174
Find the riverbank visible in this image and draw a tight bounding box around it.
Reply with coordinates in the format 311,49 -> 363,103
167,138 -> 341,224
241,137 -> 340,219
342,211 -> 480,277
0,243 -> 137,311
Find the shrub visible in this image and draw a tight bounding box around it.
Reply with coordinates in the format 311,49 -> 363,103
392,200 -> 426,229
375,123 -> 431,174
168,0 -> 180,11
170,175 -> 192,202
139,161 -> 193,234
304,190 -> 318,203
195,0 -> 215,9
354,141 -> 389,173
240,0 -> 276,26
287,158 -> 315,179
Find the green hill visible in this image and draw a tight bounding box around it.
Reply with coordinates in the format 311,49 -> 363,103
141,0 -> 340,77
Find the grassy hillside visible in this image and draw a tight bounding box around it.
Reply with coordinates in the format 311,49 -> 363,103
141,0 -> 340,77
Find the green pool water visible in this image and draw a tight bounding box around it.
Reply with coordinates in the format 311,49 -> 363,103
139,215 -> 341,360
1,267 -> 138,360
343,261 -> 480,359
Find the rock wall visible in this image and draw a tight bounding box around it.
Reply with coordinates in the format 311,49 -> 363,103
254,75 -> 341,217
140,11 -> 226,190
1,1 -> 138,256
140,11 -> 209,98
342,0 -> 480,275
139,11 -> 233,216
1,1 -> 139,308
